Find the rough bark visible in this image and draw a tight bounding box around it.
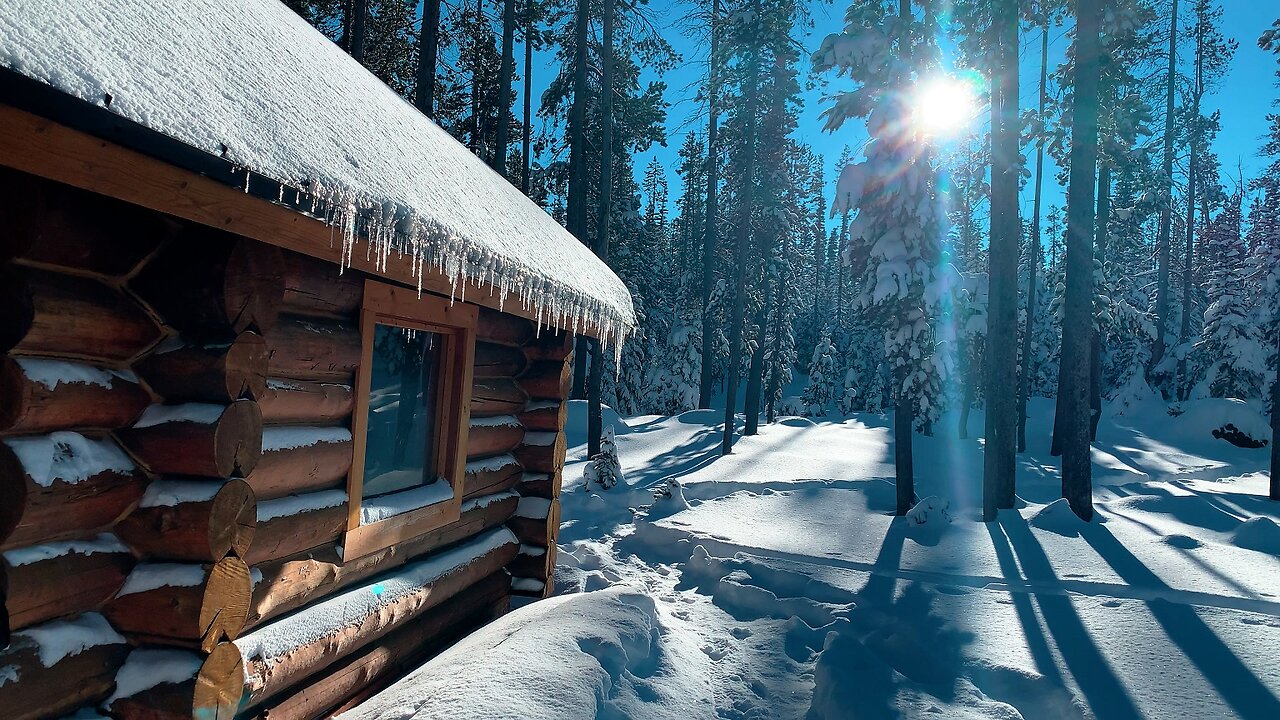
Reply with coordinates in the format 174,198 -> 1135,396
1059,0 -> 1101,521
1152,0 -> 1179,375
1019,20 -> 1050,453
699,0 -> 722,410
495,0 -> 516,176
416,0 -> 442,116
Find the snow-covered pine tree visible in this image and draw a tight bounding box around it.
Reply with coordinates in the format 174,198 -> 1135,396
583,426 -> 624,490
799,328 -> 836,416
814,0 -> 950,514
1194,193 -> 1267,399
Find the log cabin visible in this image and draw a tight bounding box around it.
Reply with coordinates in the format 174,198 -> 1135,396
0,1 -> 634,718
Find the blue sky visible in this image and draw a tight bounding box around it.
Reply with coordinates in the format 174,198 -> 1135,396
516,0 -> 1278,231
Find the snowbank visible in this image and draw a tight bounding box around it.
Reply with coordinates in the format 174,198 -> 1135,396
0,0 -> 634,346
339,587 -> 715,720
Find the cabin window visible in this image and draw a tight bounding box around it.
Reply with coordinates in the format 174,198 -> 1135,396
344,280 -> 477,560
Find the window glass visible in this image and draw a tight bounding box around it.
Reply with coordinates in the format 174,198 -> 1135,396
362,323 -> 443,500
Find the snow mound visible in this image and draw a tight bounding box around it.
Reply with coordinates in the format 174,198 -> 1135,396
905,495 -> 951,526
1027,499 -> 1092,537
1231,517 -> 1280,555
1170,399 -> 1271,448
565,400 -> 632,438
339,587 -> 715,720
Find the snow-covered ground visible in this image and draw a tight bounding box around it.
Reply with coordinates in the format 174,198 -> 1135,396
349,396 -> 1280,720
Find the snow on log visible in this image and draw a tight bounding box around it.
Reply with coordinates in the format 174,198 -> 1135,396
103,557 -> 251,652
0,612 -> 130,720
508,497 -> 560,548
476,308 -> 534,347
15,268 -> 164,362
130,233 -> 286,341
462,454 -> 523,500
246,491 -> 518,630
470,378 -> 528,418
518,359 -> 573,401
2,534 -> 133,630
1,170 -> 172,277
514,431 -> 567,474
235,527 -> 518,708
246,426 -> 353,500
261,313 -> 361,383
517,471 -> 556,499
258,378 -> 353,425
116,400 -> 263,478
0,357 -> 151,435
0,264 -> 34,353
466,416 -> 525,459
0,432 -> 145,550
518,400 -> 565,432
247,571 -> 510,720
115,479 -> 256,562
133,332 -> 269,403
279,252 -> 364,320
105,643 -> 244,720
507,542 -> 554,581
244,490 -> 348,565
473,341 -> 528,379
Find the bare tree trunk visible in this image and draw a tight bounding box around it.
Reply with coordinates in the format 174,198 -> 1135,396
521,3 -> 534,194
416,0 -> 443,116
568,0 -> 590,400
699,0 -> 722,410
495,0 -> 517,177
1271,322 -> 1279,500
1152,0 -> 1179,379
1091,160 -> 1111,440
1060,0 -> 1101,521
1178,21 -> 1204,401
588,0 -> 614,457
1019,19 -> 1049,453
350,0 -> 368,63
983,0 -> 1019,520
721,11 -> 759,456
896,395 -> 915,515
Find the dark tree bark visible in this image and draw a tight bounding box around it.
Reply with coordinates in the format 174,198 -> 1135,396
568,0 -> 591,400
1271,323 -> 1279,500
1019,18 -> 1049,453
1178,17 -> 1205,400
495,0 -> 517,177
699,0 -> 722,410
1091,159 -> 1111,441
521,3 -> 534,194
983,0 -> 1020,520
896,395 -> 915,515
588,0 -> 615,457
1060,0 -> 1102,521
416,0 -> 443,116
1152,0 -> 1179,377
722,3 -> 760,456
350,0 -> 368,63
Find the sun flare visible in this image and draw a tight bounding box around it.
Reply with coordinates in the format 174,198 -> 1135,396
911,75 -> 978,137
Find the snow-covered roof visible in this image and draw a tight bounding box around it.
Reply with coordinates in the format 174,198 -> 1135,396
0,0 -> 634,345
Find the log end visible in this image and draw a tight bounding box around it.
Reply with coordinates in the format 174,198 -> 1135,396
195,642 -> 245,720
200,557 -> 252,652
227,332 -> 269,401
211,479 -> 257,560
214,400 -> 263,478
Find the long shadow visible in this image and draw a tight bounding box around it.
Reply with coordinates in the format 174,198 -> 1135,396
999,514 -> 1145,720
984,520 -> 1065,686
1081,526 -> 1280,718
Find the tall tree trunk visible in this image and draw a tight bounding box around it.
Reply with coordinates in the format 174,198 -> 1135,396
568,0 -> 591,400
744,312 -> 766,435
521,4 -> 534,194
896,393 -> 915,515
1271,321 -> 1279,500
764,259 -> 786,425
721,12 -> 759,456
1090,160 -> 1111,441
350,0 -> 368,63
416,0 -> 443,116
983,0 -> 1019,520
699,0 -> 722,410
495,0 -> 517,177
588,0 -> 614,457
1178,21 -> 1204,401
1152,0 -> 1179,379
1019,18 -> 1049,453
1060,0 -> 1101,522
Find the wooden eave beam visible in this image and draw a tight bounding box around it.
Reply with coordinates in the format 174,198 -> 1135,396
0,102 -> 607,339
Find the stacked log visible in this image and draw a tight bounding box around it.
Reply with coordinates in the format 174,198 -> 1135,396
105,643 -> 244,720
0,612 -> 131,720
506,331 -> 574,598
2,535 -> 132,630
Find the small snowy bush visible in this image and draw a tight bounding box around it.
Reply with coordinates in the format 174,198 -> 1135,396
583,426 -> 624,490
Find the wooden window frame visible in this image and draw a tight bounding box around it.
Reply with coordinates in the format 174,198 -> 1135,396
342,279 -> 477,561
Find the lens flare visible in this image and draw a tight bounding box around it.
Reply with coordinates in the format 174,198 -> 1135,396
911,75 -> 978,137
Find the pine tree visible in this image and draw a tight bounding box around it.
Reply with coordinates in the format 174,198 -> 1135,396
800,329 -> 836,416
1194,193 -> 1266,399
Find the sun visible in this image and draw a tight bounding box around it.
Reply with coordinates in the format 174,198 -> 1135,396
911,75 -> 979,137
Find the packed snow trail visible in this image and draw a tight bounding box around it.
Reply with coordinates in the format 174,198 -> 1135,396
347,397 -> 1279,719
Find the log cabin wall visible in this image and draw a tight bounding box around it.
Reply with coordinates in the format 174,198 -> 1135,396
0,169 -> 574,720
